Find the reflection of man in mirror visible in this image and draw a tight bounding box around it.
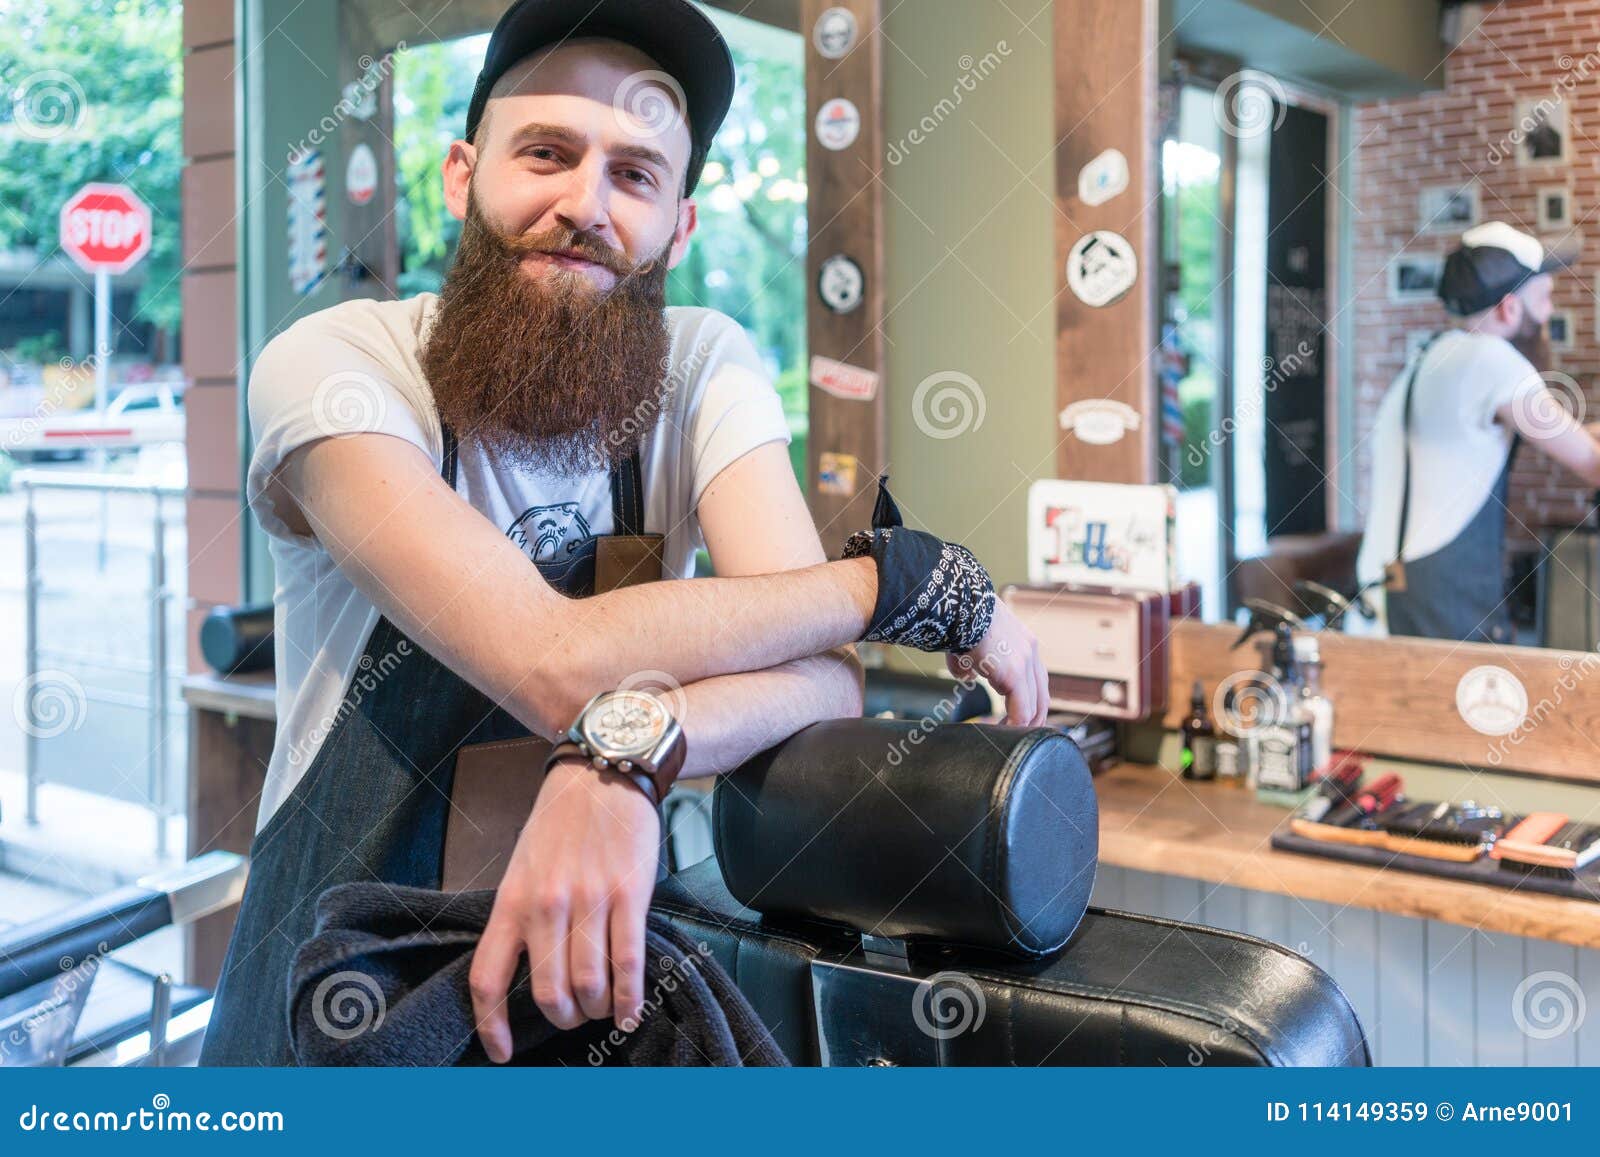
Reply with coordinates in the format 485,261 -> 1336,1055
1357,222 -> 1600,643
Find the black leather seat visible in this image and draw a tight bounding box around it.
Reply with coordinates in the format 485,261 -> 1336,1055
650,718 -> 1369,1067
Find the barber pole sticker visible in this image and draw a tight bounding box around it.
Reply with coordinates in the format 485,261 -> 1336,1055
1066,230 -> 1138,308
813,7 -> 859,59
818,451 -> 859,496
287,150 -> 327,295
345,142 -> 378,206
810,355 -> 879,402
815,98 -> 861,151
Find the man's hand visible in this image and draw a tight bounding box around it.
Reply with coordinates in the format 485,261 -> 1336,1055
946,597 -> 1050,726
469,757 -> 660,1063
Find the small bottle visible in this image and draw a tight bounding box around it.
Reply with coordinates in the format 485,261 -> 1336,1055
1180,680 -> 1217,780
1214,686 -> 1242,784
1254,632 -> 1313,792
1293,635 -> 1335,774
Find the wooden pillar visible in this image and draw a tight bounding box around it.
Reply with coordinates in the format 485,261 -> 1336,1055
1053,0 -> 1160,485
801,0 -> 885,557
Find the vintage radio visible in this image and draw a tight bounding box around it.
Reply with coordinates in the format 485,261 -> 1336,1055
1000,583 -> 1170,722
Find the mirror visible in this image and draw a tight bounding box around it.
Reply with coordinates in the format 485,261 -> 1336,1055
1157,9 -> 1598,651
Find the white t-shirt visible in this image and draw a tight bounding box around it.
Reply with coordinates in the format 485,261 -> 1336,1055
1356,330 -> 1542,605
245,294 -> 791,830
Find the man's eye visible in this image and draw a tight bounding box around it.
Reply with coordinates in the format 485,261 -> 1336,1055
524,147 -> 560,163
618,168 -> 654,188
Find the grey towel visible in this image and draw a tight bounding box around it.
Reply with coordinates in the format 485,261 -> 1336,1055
288,882 -> 787,1067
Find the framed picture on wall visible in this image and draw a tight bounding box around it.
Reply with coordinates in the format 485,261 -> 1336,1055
1418,182 -> 1480,234
1549,309 -> 1574,350
1536,185 -> 1571,231
1515,98 -> 1570,166
1388,254 -> 1444,303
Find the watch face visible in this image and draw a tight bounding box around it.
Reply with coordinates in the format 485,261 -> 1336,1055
582,690 -> 669,757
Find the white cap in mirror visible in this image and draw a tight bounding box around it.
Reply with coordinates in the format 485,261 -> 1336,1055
1459,221 -> 1547,274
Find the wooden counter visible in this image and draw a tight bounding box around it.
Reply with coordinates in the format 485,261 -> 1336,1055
1097,761 -> 1600,949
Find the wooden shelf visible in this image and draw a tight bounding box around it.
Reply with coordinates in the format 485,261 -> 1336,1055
181,672 -> 277,722
1096,761 -> 1600,949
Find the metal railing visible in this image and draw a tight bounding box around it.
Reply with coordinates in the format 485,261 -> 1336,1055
16,471 -> 185,858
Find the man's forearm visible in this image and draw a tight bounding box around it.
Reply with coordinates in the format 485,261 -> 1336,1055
517,558 -> 876,732
668,645 -> 865,780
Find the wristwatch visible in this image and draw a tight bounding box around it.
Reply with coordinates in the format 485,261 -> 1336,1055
544,689 -> 686,808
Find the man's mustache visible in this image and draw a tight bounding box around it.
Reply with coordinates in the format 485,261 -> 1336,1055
487,222 -> 646,280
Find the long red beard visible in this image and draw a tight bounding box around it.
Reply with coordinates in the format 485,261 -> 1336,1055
418,195 -> 674,477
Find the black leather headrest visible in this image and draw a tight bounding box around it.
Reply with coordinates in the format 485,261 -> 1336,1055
712,719 -> 1097,958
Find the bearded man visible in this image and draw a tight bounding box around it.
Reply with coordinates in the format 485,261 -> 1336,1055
1358,221 -> 1600,643
201,0 -> 1048,1066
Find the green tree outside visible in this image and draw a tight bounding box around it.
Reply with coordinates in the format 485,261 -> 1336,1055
0,0 -> 183,339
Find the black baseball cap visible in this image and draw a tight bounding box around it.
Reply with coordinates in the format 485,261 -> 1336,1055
463,0 -> 735,196
1438,221 -> 1568,317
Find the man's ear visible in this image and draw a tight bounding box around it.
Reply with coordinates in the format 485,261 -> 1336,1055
665,199 -> 699,271
442,139 -> 476,222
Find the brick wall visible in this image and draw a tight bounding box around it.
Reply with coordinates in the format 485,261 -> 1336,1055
1352,0 -> 1599,553
181,0 -> 242,669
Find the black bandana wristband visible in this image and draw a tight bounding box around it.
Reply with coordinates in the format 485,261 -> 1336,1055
841,475 -> 997,653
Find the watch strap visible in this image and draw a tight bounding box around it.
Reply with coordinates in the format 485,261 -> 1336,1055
543,738 -> 671,810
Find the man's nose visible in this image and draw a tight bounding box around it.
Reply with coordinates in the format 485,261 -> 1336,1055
550,159 -> 610,238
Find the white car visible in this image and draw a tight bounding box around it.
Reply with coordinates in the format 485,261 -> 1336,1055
0,382 -> 185,461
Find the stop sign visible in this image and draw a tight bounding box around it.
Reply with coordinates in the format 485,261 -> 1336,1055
59,183 -> 152,275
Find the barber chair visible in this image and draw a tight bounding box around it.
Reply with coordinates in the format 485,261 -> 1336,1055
653,718 -> 1370,1067
0,725 -> 1366,1067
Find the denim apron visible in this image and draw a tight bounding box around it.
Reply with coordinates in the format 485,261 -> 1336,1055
1382,333 -> 1521,644
199,427 -> 655,1066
